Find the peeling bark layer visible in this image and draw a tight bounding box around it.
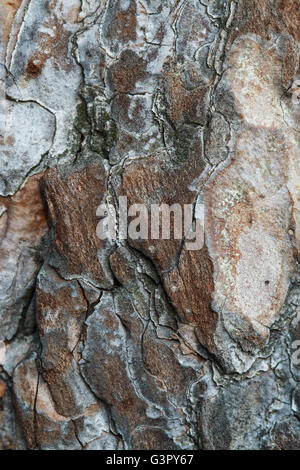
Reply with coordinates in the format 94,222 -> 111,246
1,0 -> 300,450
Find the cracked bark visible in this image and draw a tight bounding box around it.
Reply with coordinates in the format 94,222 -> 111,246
1,0 -> 300,450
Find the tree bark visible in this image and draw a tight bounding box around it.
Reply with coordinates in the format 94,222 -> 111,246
1,0 -> 300,450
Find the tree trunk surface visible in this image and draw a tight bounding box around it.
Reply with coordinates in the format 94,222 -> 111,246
1,0 -> 300,450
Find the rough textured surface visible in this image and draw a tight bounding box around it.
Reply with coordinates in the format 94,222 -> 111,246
1,0 -> 300,450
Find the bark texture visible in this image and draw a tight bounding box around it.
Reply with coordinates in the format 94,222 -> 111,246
1,0 -> 300,450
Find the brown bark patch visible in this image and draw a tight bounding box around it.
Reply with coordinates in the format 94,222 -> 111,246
162,58 -> 210,127
42,163 -> 113,287
276,0 -> 300,43
108,49 -> 149,93
0,380 -> 6,399
0,173 -> 48,257
25,59 -> 43,78
105,0 -> 137,44
0,0 -> 22,47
